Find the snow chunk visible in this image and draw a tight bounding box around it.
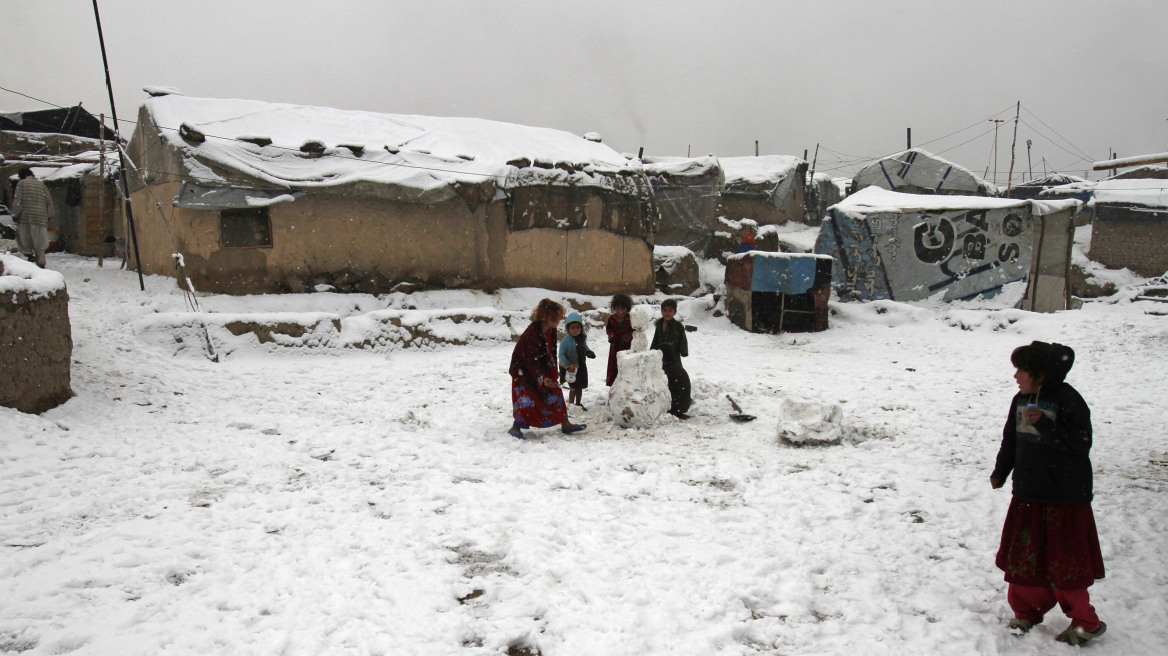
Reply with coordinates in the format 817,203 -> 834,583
0,254 -> 67,300
777,397 -> 843,445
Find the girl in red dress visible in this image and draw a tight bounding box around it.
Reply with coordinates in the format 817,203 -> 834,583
508,299 -> 586,439
990,341 -> 1106,645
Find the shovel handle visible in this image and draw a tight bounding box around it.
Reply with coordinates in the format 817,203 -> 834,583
726,395 -> 743,413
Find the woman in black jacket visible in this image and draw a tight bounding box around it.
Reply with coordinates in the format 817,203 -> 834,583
990,341 -> 1105,645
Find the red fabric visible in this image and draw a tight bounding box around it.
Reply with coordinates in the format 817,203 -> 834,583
605,315 -> 633,386
996,498 -> 1104,590
1008,584 -> 1100,632
509,322 -> 566,428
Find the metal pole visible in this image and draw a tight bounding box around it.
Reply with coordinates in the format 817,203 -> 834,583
92,0 -> 145,291
1006,101 -> 1020,197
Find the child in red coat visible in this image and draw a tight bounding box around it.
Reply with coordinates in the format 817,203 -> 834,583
604,294 -> 634,387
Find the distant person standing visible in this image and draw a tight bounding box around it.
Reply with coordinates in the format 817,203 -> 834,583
12,168 -> 54,268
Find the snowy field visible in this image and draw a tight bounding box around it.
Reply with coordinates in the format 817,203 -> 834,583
2,253 -> 1167,656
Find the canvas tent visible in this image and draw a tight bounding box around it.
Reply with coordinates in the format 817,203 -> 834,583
816,187 -> 1079,307
852,148 -> 997,197
642,156 -> 725,255
125,93 -> 657,295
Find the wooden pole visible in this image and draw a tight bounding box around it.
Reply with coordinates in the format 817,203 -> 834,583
755,140 -> 759,156
989,119 -> 1005,186
907,127 -> 911,150
1006,101 -> 1019,197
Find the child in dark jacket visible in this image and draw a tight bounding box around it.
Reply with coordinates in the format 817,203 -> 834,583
990,341 -> 1105,645
605,294 -> 634,386
558,312 -> 596,409
650,298 -> 692,419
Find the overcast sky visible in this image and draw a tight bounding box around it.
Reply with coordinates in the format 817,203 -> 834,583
5,0 -> 1167,183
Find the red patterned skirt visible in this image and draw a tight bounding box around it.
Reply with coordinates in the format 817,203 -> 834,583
511,379 -> 566,429
996,498 -> 1105,589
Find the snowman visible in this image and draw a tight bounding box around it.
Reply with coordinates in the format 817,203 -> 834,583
608,305 -> 671,428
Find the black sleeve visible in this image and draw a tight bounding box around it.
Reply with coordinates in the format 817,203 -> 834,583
678,324 -> 689,358
650,320 -> 661,351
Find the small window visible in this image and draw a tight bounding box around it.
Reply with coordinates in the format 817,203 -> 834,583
220,208 -> 272,248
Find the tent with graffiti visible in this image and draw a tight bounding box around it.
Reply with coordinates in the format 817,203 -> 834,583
815,187 -> 1080,307
851,148 -> 997,197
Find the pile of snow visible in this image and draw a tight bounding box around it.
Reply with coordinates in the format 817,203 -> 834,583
777,397 -> 844,445
0,253 -> 67,299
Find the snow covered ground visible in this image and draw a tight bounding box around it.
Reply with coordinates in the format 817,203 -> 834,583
2,253 -> 1167,656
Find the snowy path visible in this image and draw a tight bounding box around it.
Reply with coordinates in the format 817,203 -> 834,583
2,255 -> 1166,655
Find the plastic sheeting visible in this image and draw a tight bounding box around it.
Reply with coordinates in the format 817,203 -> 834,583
852,148 -> 997,197
643,156 -> 725,253
817,199 -> 1033,302
174,183 -> 303,211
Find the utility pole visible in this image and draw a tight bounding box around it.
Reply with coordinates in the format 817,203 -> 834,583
907,127 -> 911,150
989,119 -> 1006,186
755,140 -> 759,157
92,0 -> 145,291
1006,101 -> 1020,197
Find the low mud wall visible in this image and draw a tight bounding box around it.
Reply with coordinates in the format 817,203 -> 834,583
0,255 -> 73,413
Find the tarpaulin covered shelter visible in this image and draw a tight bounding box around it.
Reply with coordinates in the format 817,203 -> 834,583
816,187 -> 1079,307
0,106 -> 116,142
725,252 -> 832,333
1008,173 -> 1087,200
125,93 -> 658,295
852,148 -> 997,197
717,156 -> 808,226
642,156 -> 724,255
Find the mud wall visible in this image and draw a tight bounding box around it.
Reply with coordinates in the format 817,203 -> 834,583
129,183 -> 655,295
0,256 -> 73,414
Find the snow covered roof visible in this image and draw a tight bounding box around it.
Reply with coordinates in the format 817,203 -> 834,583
131,95 -> 639,198
719,155 -> 804,187
833,186 -> 1079,215
852,148 -> 997,196
1089,178 -> 1168,208
642,156 -> 722,180
35,151 -> 120,182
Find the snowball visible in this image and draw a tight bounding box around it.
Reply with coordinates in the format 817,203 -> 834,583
777,397 -> 843,445
608,350 -> 670,428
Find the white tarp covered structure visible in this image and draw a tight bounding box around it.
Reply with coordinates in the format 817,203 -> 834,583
852,148 -> 998,197
642,156 -> 725,253
816,187 -> 1079,308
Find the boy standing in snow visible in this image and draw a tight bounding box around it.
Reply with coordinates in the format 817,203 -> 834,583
990,341 -> 1106,645
558,312 -> 596,410
650,298 -> 692,420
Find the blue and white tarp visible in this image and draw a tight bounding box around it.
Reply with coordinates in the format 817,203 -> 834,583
815,188 -> 1058,302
